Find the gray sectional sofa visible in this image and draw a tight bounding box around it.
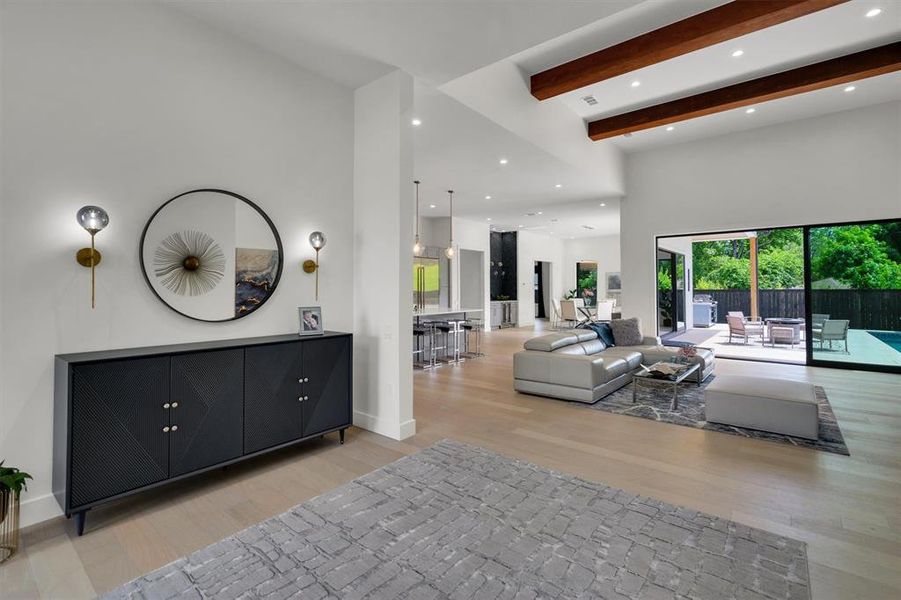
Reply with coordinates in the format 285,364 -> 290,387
513,329 -> 715,403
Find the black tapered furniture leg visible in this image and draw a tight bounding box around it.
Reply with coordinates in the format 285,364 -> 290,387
339,429 -> 346,444
75,510 -> 87,536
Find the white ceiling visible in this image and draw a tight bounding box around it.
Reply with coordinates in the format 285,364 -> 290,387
413,81 -> 620,239
170,0 -> 901,239
168,0 -> 640,89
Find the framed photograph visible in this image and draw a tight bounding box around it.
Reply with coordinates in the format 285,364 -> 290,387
298,306 -> 324,336
606,271 -> 622,293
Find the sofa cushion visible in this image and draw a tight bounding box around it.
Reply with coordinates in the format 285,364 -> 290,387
524,330 -> 598,352
597,348 -> 642,370
610,318 -> 643,346
639,345 -> 715,370
598,356 -> 630,380
579,339 -> 607,355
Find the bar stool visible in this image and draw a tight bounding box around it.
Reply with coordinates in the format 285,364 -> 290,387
460,319 -> 483,358
423,321 -> 450,367
413,325 -> 429,369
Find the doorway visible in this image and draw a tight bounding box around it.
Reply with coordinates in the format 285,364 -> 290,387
656,248 -> 686,337
534,261 -> 551,319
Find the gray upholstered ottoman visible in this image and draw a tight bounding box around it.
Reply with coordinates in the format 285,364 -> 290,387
704,375 -> 819,440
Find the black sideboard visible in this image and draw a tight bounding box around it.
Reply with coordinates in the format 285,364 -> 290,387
53,332 -> 352,535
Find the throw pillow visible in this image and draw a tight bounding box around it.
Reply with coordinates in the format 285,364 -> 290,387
610,317 -> 643,346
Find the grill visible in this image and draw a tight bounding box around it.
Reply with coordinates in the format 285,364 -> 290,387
692,295 -> 718,327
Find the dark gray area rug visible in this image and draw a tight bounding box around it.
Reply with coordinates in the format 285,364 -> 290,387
103,440 -> 810,600
584,376 -> 849,456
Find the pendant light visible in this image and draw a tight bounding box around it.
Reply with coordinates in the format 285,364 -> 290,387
413,180 -> 423,256
445,190 -> 455,259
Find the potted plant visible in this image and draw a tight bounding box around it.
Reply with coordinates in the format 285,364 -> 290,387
0,461 -> 32,525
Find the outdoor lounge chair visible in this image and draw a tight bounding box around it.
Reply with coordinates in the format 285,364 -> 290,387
812,319 -> 850,353
727,314 -> 765,344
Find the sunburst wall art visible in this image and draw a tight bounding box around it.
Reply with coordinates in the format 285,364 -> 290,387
153,230 -> 226,296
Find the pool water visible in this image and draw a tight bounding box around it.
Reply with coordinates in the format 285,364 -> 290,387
868,331 -> 901,352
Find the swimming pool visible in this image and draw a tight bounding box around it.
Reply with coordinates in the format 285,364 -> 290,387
868,331 -> 901,352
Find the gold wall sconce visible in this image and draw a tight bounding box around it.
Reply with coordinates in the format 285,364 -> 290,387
75,205 -> 109,309
302,231 -> 326,300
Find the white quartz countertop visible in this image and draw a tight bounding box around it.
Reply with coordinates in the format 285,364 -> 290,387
414,307 -> 484,317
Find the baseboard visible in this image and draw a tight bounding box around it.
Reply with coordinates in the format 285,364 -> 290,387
19,492 -> 64,528
353,410 -> 416,441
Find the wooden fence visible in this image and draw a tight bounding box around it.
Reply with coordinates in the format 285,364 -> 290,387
695,289 -> 901,331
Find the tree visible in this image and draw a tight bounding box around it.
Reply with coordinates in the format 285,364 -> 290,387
758,247 -> 804,288
812,226 -> 901,289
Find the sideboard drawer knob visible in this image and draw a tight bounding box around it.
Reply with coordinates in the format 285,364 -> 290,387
171,402 -> 179,408
304,395 -> 309,401
171,425 -> 178,432
163,403 -> 170,409
298,378 -> 303,383
298,397 -> 304,402
163,426 -> 170,433
304,377 -> 309,383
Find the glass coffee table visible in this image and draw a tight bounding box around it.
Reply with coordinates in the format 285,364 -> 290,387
631,362 -> 701,410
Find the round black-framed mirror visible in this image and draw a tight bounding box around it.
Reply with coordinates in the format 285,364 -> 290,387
140,189 -> 284,322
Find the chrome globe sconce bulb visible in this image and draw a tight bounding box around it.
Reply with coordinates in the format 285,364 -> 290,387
75,205 -> 110,309
302,231 -> 326,300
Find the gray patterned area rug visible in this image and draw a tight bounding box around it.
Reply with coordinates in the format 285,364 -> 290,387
584,376 -> 849,456
104,440 -> 810,600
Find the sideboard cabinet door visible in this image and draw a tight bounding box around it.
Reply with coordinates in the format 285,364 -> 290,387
70,357 -> 170,508
302,336 -> 351,437
169,349 -> 244,477
244,342 -> 304,454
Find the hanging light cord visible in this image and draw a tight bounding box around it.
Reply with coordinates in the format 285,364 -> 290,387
448,190 -> 454,242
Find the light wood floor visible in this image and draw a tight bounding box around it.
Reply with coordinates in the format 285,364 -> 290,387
3,325 -> 900,599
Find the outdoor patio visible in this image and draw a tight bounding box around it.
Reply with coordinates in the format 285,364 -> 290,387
666,323 -> 806,364
666,323 -> 901,366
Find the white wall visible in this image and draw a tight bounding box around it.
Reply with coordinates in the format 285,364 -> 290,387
0,2 -> 355,526
563,235 -> 622,303
517,231 -> 565,326
622,102 -> 901,333
352,70 -> 416,442
452,217 -> 490,327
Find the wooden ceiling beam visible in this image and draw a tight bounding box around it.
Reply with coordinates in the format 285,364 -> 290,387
530,0 -> 850,101
587,42 -> 901,141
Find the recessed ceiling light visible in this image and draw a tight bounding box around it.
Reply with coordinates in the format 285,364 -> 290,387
499,158 -> 508,165
631,80 -> 641,88
866,8 -> 882,18
429,204 -> 436,208
665,126 -> 675,131
518,224 -> 524,228
550,231 -> 555,235
599,203 -> 606,207
485,195 -> 492,200
537,211 -> 543,215
486,217 -> 492,221
844,85 -> 856,92
411,118 -> 422,126
555,183 -> 562,189
745,107 -> 756,114
731,49 -> 744,58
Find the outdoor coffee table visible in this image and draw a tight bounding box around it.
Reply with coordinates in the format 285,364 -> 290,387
631,362 -> 701,410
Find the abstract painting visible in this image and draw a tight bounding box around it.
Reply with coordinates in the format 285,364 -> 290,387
235,248 -> 279,316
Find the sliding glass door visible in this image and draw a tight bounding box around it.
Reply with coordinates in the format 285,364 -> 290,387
657,249 -> 686,337
807,219 -> 901,371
